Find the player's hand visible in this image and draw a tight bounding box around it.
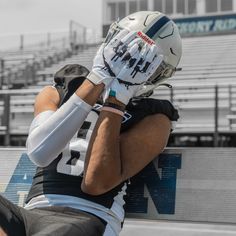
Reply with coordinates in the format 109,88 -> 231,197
104,34 -> 164,105
87,29 -> 137,87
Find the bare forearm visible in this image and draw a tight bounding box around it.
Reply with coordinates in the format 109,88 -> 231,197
75,79 -> 104,106
82,97 -> 125,195
82,110 -> 123,195
120,114 -> 171,180
0,228 -> 7,236
82,112 -> 171,195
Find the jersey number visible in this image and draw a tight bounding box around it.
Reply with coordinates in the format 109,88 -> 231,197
56,111 -> 98,176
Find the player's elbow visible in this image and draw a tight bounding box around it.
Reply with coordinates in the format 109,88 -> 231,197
81,180 -> 115,196
26,135 -> 60,167
81,183 -> 102,196
27,149 -> 51,167
27,141 -> 53,167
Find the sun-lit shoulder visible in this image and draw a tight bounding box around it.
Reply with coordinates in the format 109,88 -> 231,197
34,86 -> 60,116
39,85 -> 58,94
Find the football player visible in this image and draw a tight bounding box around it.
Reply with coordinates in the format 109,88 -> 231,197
0,11 -> 181,236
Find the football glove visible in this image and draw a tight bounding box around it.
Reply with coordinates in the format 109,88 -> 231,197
87,29 -> 139,87
105,38 -> 164,105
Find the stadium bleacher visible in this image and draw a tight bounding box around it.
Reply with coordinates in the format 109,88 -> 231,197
0,33 -> 236,146
0,46 -> 73,89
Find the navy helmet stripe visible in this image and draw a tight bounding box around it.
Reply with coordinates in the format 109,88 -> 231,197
145,16 -> 170,38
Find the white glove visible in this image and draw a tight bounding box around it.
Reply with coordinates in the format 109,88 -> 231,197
105,38 -> 164,105
87,30 -> 138,87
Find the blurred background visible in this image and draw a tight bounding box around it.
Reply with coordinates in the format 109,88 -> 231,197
0,0 -> 236,147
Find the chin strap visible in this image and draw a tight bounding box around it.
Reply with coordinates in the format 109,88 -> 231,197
140,83 -> 173,98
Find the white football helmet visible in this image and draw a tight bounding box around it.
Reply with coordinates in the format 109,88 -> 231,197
105,11 -> 182,96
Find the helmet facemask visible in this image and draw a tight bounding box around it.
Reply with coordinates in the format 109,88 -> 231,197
104,21 -> 123,45
135,61 -> 177,97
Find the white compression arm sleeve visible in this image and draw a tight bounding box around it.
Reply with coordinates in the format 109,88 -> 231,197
26,93 -> 92,167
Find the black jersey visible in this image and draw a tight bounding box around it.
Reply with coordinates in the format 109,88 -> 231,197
26,97 -> 178,204
25,97 -> 178,235
25,103 -> 130,208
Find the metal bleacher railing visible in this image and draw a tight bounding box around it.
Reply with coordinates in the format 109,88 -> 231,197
0,20 -> 101,89
0,83 -> 235,146
0,21 -> 103,146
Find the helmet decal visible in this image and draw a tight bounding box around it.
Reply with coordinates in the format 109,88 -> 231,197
144,16 -> 171,38
137,31 -> 155,45
158,23 -> 175,39
170,47 -> 177,56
